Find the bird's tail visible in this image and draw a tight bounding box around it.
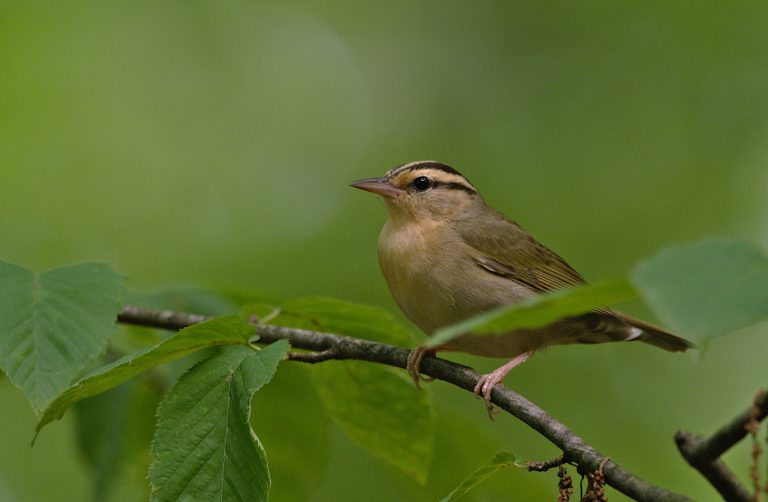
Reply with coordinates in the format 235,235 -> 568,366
618,313 -> 695,352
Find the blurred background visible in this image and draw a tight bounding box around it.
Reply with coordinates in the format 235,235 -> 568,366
2,1 -> 768,500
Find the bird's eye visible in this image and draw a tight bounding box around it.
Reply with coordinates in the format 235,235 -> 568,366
412,176 -> 431,192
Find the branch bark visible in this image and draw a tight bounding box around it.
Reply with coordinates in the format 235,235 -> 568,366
117,305 -> 691,502
675,389 -> 768,502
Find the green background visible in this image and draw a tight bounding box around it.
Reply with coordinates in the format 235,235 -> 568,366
2,1 -> 767,500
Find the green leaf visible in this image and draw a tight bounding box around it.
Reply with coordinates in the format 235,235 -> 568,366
149,341 -> 289,502
279,296 -> 416,346
128,286 -> 238,316
74,379 -> 159,502
427,279 -> 638,347
265,296 -> 434,484
249,366 -> 332,502
0,261 -> 125,412
75,382 -> 132,501
440,451 -> 517,502
36,316 -> 255,437
632,239 -> 768,344
313,361 -> 434,484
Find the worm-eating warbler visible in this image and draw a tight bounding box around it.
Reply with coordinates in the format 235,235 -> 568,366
350,160 -> 693,410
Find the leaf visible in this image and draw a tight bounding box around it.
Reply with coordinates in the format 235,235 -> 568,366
427,279 -> 638,347
36,316 -> 255,437
279,296 -> 416,346
248,365 -> 332,502
149,341 -> 289,502
440,451 -> 517,502
0,260 -> 125,412
268,297 -> 433,484
74,382 -> 132,501
632,239 -> 768,344
74,379 -> 159,501
313,361 -> 434,484
128,286 -> 239,317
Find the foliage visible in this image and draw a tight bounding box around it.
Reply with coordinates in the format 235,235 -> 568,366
428,279 -> 637,347
150,342 -> 288,501
257,297 -> 434,484
35,316 -> 259,437
0,239 -> 767,499
632,239 -> 768,344
0,262 -> 124,412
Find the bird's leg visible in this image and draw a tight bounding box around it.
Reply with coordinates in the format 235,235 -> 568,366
474,351 -> 532,416
406,346 -> 436,389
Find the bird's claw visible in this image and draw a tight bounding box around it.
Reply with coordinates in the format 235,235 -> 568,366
473,373 -> 503,419
406,346 -> 435,389
472,351 -> 532,420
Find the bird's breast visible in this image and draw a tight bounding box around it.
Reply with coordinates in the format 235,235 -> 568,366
378,219 -> 534,335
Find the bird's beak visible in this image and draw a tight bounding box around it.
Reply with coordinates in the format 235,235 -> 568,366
349,177 -> 404,198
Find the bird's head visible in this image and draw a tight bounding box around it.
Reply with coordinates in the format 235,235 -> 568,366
349,160 -> 482,222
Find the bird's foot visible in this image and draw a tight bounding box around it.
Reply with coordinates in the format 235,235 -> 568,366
473,351 -> 532,419
406,346 -> 436,390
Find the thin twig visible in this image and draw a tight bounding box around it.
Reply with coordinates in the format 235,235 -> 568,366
764,419 -> 768,495
748,390 -> 765,501
677,389 -> 768,462
528,453 -> 569,472
117,305 -> 691,502
675,388 -> 768,502
675,431 -> 750,502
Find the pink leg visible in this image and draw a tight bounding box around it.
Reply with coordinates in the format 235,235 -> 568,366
473,351 -> 532,417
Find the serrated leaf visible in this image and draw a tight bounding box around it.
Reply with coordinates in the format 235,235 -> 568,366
265,296 -> 435,483
150,341 -> 289,502
36,316 -> 255,437
632,239 -> 768,344
0,260 -> 125,412
440,451 -> 517,502
427,279 -> 638,347
314,362 -> 434,484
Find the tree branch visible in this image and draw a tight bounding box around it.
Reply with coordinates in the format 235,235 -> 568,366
679,389 -> 768,462
675,431 -> 750,502
117,305 -> 691,502
675,389 -> 768,502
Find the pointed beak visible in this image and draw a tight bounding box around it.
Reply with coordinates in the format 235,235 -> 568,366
348,177 -> 405,198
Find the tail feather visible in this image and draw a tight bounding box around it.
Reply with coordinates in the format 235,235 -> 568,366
617,313 -> 695,352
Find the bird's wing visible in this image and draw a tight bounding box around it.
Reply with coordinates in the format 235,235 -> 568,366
457,209 -> 587,293
458,209 -> 689,342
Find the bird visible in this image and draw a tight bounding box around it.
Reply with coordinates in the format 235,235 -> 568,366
349,160 -> 694,412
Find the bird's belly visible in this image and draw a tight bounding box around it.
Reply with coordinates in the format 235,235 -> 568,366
390,268 -> 570,358
450,321 -> 585,357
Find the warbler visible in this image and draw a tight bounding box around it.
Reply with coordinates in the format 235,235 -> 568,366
350,160 -> 693,410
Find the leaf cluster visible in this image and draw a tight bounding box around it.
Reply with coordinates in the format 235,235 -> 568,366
0,239 -> 766,500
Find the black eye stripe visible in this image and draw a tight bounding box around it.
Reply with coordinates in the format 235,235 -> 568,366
386,161 -> 479,194
407,178 -> 477,195
436,181 -> 477,195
